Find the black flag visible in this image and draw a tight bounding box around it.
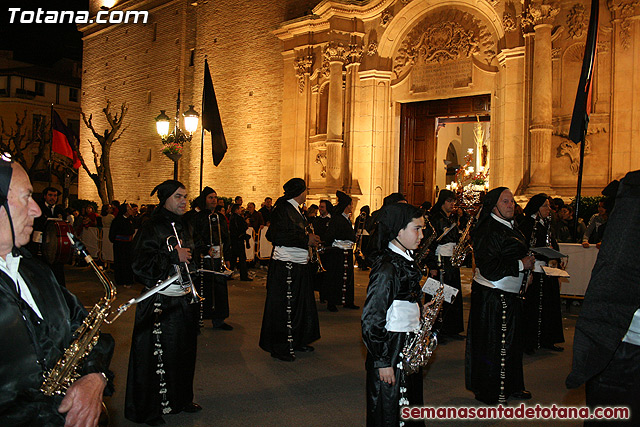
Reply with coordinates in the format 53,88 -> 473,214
568,0 -> 599,143
202,59 -> 227,166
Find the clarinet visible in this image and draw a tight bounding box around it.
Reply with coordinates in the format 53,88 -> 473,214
518,215 -> 539,299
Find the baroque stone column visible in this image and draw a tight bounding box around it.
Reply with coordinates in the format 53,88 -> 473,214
526,2 -> 558,191
343,42 -> 363,193
324,42 -> 347,192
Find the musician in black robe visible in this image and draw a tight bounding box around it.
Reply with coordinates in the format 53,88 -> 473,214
354,205 -> 371,271
517,194 -> 564,353
324,191 -> 359,311
109,203 -> 136,287
189,187 -> 234,330
259,178 -> 321,362
311,199 -> 332,301
0,160 -> 113,426
465,187 -> 535,405
32,186 -> 67,286
229,204 -> 252,281
362,202 -> 425,427
427,189 -> 464,337
567,172 -> 640,426
125,180 -> 201,425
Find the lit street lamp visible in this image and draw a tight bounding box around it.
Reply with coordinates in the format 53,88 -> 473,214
155,90 -> 199,180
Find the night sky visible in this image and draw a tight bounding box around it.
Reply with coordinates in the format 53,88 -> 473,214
1,0 -> 89,65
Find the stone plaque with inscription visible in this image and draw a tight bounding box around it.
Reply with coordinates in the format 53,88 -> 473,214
411,58 -> 473,94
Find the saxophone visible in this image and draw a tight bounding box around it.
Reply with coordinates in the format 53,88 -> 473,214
401,283 -> 446,375
41,233 -> 116,396
414,215 -> 437,275
451,215 -> 475,267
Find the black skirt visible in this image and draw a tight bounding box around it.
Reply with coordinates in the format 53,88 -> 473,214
259,259 -> 320,357
365,331 -> 424,427
523,272 -> 564,351
465,281 -> 525,404
125,293 -> 199,423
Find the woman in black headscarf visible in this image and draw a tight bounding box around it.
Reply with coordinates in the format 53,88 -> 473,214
362,203 -> 425,426
426,189 -> 464,337
517,194 -> 565,354
465,187 -> 535,405
323,191 -> 358,311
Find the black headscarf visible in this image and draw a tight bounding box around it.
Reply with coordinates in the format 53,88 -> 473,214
383,192 -> 406,206
474,186 -> 509,233
431,189 -> 456,214
192,186 -> 215,210
1,158 -> 19,254
333,190 -> 352,215
523,193 -> 548,216
0,158 -> 11,207
276,178 -> 306,205
150,180 -> 184,207
375,203 -> 423,250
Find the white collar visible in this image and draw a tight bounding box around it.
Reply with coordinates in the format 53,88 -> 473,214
491,212 -> 513,229
388,241 -> 414,261
287,198 -> 304,216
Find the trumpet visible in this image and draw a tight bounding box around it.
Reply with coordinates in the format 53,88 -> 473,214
307,223 -> 326,273
209,212 -> 233,275
167,221 -> 204,304
353,211 -> 367,260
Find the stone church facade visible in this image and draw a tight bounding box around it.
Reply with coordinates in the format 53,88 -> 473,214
79,0 -> 639,209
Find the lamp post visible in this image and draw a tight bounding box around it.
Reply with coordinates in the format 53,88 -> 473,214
155,90 -> 199,180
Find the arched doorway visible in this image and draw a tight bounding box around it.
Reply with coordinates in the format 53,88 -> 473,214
399,94 -> 490,205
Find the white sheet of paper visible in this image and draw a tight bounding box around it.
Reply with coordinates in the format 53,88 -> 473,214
542,266 -> 570,277
421,277 -> 459,303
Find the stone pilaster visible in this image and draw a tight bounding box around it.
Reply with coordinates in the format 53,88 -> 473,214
527,2 -> 558,191
324,42 -> 347,191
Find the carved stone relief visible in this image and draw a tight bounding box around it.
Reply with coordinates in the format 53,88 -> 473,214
347,43 -> 364,64
380,9 -> 393,27
608,0 -> 639,50
567,3 -> 587,39
323,41 -> 348,63
503,12 -> 517,32
557,139 -> 591,175
367,42 -> 378,56
522,2 -> 559,30
294,55 -> 313,93
393,9 -> 497,78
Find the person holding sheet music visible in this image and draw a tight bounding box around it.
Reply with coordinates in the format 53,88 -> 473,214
465,187 -> 535,405
426,189 -> 464,338
517,194 -> 565,354
361,202 -> 425,426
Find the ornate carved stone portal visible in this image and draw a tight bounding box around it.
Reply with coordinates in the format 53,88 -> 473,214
393,9 -> 498,79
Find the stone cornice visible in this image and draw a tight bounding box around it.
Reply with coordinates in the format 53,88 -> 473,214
274,0 -> 391,41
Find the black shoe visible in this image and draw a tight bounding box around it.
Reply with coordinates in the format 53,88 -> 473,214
510,390 -> 532,400
241,277 -> 253,281
343,304 -> 360,309
212,322 -> 234,330
543,345 -> 564,352
294,345 -> 314,352
524,348 -> 535,355
271,353 -> 295,362
327,304 -> 338,312
183,402 -> 203,413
